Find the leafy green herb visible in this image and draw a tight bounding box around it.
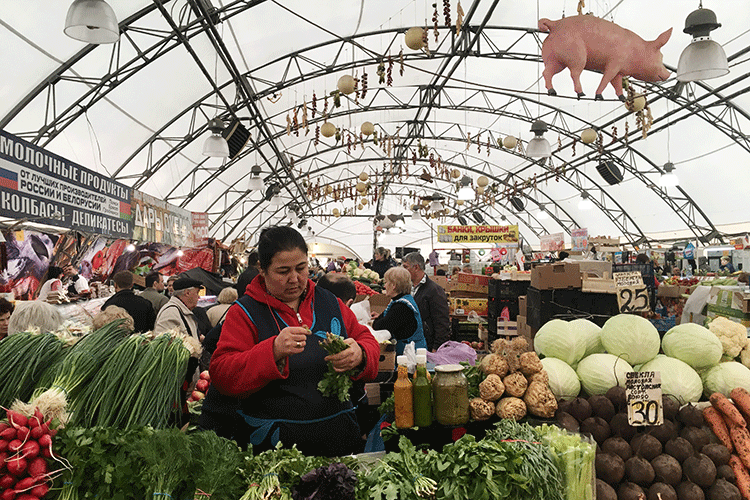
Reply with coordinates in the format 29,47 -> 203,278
189,430 -> 246,500
317,332 -> 355,402
356,436 -> 438,499
377,393 -> 394,415
460,361 -> 483,399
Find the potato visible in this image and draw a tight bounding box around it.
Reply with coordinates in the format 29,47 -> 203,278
676,481 -> 705,500
603,437 -> 633,462
632,433 -> 663,461
683,454 -> 716,488
648,482 -> 677,500
597,452 -> 625,485
581,416 -> 611,446
611,413 -> 637,441
596,478 -> 617,500
651,454 -> 682,486
665,437 -> 695,463
589,394 -> 616,421
700,443 -> 730,467
677,404 -> 704,428
618,481 -> 646,500
716,464 -> 735,483
625,456 -> 656,486
680,427 -> 710,453
706,478 -> 741,500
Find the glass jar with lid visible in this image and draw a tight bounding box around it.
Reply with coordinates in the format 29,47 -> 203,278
432,364 -> 469,426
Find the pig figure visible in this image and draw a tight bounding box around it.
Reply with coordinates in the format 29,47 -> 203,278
539,15 -> 672,101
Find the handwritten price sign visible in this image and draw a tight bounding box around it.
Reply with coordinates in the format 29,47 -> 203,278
626,371 -> 663,426
613,272 -> 650,313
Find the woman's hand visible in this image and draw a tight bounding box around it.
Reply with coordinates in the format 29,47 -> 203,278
370,311 -> 379,320
325,338 -> 363,372
273,326 -> 311,361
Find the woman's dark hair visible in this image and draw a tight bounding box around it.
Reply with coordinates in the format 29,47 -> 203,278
258,226 -> 308,270
635,253 -> 650,264
0,297 -> 14,316
47,266 -> 64,280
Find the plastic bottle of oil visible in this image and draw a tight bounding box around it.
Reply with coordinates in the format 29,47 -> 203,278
393,355 -> 414,428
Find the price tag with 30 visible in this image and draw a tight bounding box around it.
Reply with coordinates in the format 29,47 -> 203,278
625,371 -> 663,426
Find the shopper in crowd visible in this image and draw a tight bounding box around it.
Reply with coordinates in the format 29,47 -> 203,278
316,273 -> 357,307
462,264 -> 472,273
166,275 -> 178,297
101,271 -> 157,333
7,300 -> 63,336
451,266 -> 461,277
370,247 -> 395,279
209,225 -> 379,456
37,265 -> 64,301
154,278 -> 204,340
235,251 -> 260,295
372,266 -> 427,356
0,298 -> 14,340
92,305 -> 134,332
140,272 -> 168,315
402,252 -> 450,352
63,264 -> 90,297
207,286 -> 238,327
720,256 -> 736,273
557,250 -> 570,261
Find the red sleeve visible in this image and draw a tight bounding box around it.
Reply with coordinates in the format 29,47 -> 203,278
339,298 -> 379,382
209,303 -> 289,397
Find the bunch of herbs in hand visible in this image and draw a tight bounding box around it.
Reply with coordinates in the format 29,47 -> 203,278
317,332 -> 355,402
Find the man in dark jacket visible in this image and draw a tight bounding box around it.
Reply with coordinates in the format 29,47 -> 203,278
402,252 -> 450,351
101,271 -> 156,332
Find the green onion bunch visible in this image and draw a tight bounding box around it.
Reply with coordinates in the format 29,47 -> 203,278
0,331 -> 67,408
536,423 -> 597,500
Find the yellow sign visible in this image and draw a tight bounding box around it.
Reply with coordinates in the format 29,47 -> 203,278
437,225 -> 519,244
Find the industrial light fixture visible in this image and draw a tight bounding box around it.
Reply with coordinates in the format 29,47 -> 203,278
527,120 -> 552,159
429,192 -> 444,212
202,118 -> 230,157
457,176 -> 474,201
677,6 -> 729,82
64,0 -> 120,44
411,205 -> 422,222
578,191 -> 594,210
537,205 -> 549,220
267,185 -> 282,208
659,162 -> 679,187
248,165 -> 264,191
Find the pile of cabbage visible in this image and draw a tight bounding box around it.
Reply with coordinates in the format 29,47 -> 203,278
534,314 -> 750,403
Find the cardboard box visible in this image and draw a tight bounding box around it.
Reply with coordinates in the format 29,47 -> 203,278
365,383 -> 382,405
450,272 -> 490,294
368,294 -> 391,315
449,297 -> 488,316
353,294 -> 368,303
577,260 -> 612,279
706,287 -> 750,327
657,284 -> 683,298
530,262 -> 582,290
378,341 -> 396,371
518,295 -> 527,316
432,275 -> 449,291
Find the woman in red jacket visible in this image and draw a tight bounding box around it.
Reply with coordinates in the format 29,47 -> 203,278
209,226 -> 379,456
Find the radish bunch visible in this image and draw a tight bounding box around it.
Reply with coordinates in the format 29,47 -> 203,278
0,408 -> 56,500
187,370 -> 211,403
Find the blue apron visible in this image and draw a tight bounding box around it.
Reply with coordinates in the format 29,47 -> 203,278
234,287 -> 363,456
381,294 -> 428,355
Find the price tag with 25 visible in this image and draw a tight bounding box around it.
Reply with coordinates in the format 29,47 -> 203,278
625,371 -> 663,426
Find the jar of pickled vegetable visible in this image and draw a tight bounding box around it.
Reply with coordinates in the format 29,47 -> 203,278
432,364 -> 469,426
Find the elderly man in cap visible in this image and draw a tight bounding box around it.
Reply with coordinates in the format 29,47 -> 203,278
154,277 -> 204,340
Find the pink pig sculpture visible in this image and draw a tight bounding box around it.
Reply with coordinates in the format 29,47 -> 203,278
538,15 -> 672,101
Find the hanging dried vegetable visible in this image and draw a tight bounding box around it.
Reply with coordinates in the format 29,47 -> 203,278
444,0 -> 451,26
611,125 -> 618,144
387,56 -> 393,86
412,149 -> 417,165
347,131 -> 352,154
399,49 -> 404,76
330,90 -> 341,108
323,94 -> 328,115
286,113 -> 292,135
314,124 -> 320,146
311,92 -> 317,117
432,3 -> 439,42
361,72 -> 368,99
477,132 -> 481,153
456,1 -> 465,35
302,101 -> 309,134
487,136 -> 491,156
377,60 -> 385,84
292,106 -> 299,136
624,120 -> 630,145
466,132 -> 471,150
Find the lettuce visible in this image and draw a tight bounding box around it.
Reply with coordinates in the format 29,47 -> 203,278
639,355 -> 703,404
600,314 -> 660,365
534,319 -> 586,366
576,353 -> 633,396
661,323 -> 723,370
540,357 -> 581,399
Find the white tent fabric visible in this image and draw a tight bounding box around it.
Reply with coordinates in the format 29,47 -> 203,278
1,0 -> 749,260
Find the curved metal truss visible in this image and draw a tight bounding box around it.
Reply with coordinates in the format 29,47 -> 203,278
2,1 -> 749,249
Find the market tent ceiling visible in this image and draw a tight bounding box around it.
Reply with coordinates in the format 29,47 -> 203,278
2,0 -> 749,259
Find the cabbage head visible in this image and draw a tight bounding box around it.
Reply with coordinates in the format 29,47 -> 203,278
701,361 -> 750,397
639,355 -> 703,404
540,357 -> 581,399
661,323 -> 723,370
576,353 -> 633,396
534,319 -> 586,365
570,318 -> 605,357
600,314 -> 660,365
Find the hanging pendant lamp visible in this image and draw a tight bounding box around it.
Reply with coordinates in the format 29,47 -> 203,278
64,0 -> 120,44
527,120 -> 552,158
677,7 -> 729,82
203,118 -> 230,157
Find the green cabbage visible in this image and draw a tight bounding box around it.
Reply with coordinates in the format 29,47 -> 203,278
540,357 -> 581,399
576,353 -> 634,396
701,361 -> 750,398
661,323 -> 723,370
534,319 -> 586,365
600,314 -> 660,365
570,318 -> 605,357
639,355 -> 703,404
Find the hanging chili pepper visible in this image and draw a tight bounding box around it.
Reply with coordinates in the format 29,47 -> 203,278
323,94 -> 328,115
361,72 -> 368,99
399,49 -> 404,77
433,3 -> 439,42
387,56 -> 393,87
444,0 -> 451,27
314,124 -> 320,146
311,92 -> 317,117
